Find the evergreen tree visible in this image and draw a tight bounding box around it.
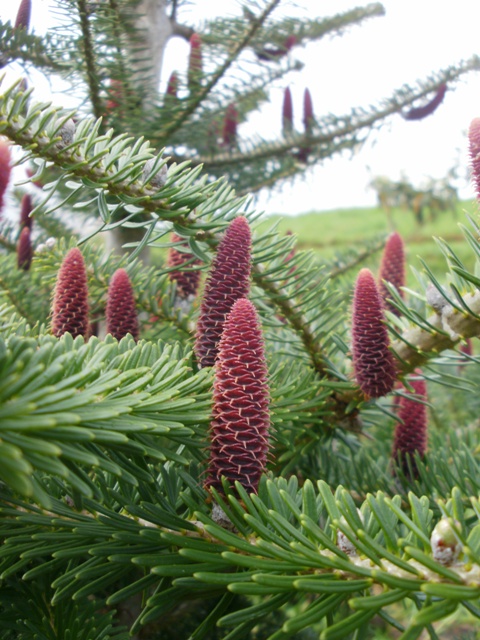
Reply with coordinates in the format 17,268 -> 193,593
1,1 -> 480,638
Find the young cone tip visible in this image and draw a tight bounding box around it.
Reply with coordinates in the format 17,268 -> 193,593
15,0 -> 31,30
17,226 -> 32,270
352,268 -> 397,398
378,231 -> 405,315
106,268 -> 139,341
194,216 -> 252,368
206,298 -> 270,495
0,138 -> 12,214
51,247 -> 89,339
468,118 -> 480,201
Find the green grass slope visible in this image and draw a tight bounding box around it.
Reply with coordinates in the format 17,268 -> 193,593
259,200 -> 479,285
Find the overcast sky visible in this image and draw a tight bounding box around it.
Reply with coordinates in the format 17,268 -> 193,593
2,0 -> 480,215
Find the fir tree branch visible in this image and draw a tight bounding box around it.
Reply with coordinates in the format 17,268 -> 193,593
157,0 -> 283,141
328,236 -> 386,279
76,0 -> 104,121
173,57 -> 480,173
253,261 -> 328,377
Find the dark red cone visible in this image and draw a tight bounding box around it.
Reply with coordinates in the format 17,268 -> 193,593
469,118 -> 480,202
206,298 -> 270,495
303,88 -> 314,133
51,248 -> 89,339
195,217 -> 252,368
188,33 -> 202,89
404,84 -> 447,121
392,372 -> 428,478
222,103 -> 238,148
166,71 -> 179,99
20,194 -> 33,229
0,139 -> 12,217
378,232 -> 405,316
282,87 -> 293,135
14,0 -> 31,30
351,268 -> 397,398
106,268 -> 139,341
17,226 -> 32,270
167,233 -> 202,299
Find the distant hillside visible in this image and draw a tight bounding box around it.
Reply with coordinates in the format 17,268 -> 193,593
257,200 -> 478,284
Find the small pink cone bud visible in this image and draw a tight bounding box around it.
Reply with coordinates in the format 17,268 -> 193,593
0,139 -> 12,217
17,226 -> 32,270
20,193 -> 33,230
351,268 -> 397,398
404,83 -> 447,121
222,103 -> 238,148
106,268 -> 139,341
392,371 -> 428,478
105,79 -> 122,113
188,33 -> 202,89
166,71 -> 179,99
303,88 -> 314,132
378,232 -> 406,316
14,0 -> 31,30
195,217 -> 252,368
468,118 -> 480,202
167,233 -> 202,299
282,87 -> 293,135
206,298 -> 270,495
51,248 -> 89,339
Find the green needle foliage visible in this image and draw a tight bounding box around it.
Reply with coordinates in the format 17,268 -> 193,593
1,1 -> 480,638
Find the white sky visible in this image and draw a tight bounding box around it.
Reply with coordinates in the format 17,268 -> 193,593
2,0 -> 480,215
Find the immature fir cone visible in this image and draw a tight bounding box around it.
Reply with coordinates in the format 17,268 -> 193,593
166,71 -> 178,99
14,0 -> 31,30
188,33 -> 202,89
17,226 -> 32,270
468,118 -> 480,202
206,298 -> 270,494
20,194 -> 33,230
404,83 -> 447,121
392,372 -> 428,478
195,216 -> 251,368
167,233 -> 201,299
51,248 -> 89,338
282,87 -> 293,135
223,103 -> 238,148
106,269 -> 139,341
351,268 -> 397,398
378,231 -> 405,316
0,139 -> 12,217
303,88 -> 314,132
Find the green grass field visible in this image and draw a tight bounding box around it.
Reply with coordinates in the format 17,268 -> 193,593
259,199 -> 479,286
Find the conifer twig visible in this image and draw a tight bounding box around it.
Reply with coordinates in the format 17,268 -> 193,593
77,0 -> 103,120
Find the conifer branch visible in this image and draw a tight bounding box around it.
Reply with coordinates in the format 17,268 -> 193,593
157,0 -> 282,141
76,0 -> 104,120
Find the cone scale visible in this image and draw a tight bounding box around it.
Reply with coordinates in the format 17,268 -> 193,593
206,298 -> 270,494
